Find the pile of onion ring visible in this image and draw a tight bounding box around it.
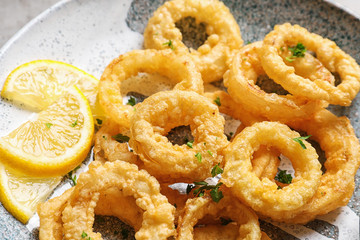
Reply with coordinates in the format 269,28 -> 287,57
37,0 -> 360,239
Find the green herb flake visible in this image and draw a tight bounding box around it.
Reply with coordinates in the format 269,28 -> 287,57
71,119 -> 78,127
207,150 -> 213,156
246,41 -> 251,45
45,123 -> 53,129
186,140 -> 194,149
127,96 -> 136,106
96,118 -> 103,125
187,182 -> 224,203
163,39 -> 175,50
292,135 -> 311,149
81,231 -> 88,238
112,134 -> 130,143
214,96 -> 221,106
195,152 -> 202,163
277,185 -> 282,190
285,56 -> 295,62
280,46 -> 284,51
68,166 -> 80,186
211,163 -> 223,177
275,169 -> 293,184
210,183 -> 224,203
289,43 -> 306,57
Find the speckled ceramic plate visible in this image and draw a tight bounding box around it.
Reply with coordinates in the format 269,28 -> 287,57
0,0 -> 359,239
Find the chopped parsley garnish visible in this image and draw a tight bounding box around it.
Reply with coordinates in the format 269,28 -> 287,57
186,140 -> 194,148
187,181 -> 224,203
289,43 -> 306,57
45,123 -> 53,129
292,135 -> 311,149
207,150 -> 213,156
81,231 -> 88,238
195,152 -> 202,162
96,118 -> 103,125
163,40 -> 175,50
112,134 -> 130,143
285,56 -> 295,62
246,41 -> 251,45
211,163 -> 223,177
127,96 -> 136,106
286,43 -> 306,62
277,185 -> 282,190
275,169 -> 293,184
71,119 -> 78,127
214,96 -> 221,106
68,166 -> 80,186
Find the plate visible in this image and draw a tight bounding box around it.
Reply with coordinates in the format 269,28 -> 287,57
0,0 -> 359,239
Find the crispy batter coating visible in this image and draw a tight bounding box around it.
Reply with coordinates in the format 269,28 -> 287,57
177,194 -> 262,239
260,23 -> 360,106
284,110 -> 360,223
222,121 -> 322,219
144,0 -> 243,83
61,161 -> 176,240
99,49 -> 203,127
130,90 -> 228,182
204,90 -> 280,181
93,119 -> 140,165
224,41 -> 327,123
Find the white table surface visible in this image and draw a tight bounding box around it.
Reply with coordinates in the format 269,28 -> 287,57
0,0 -> 359,48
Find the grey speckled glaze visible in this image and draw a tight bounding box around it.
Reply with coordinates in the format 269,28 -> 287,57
0,0 -> 359,239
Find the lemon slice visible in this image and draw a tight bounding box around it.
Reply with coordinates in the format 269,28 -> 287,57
0,86 -> 94,177
1,59 -> 105,121
0,162 -> 61,224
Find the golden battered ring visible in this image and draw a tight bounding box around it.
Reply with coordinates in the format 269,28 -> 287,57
222,121 -> 322,219
129,90 -> 228,182
144,0 -> 243,83
224,41 -> 327,122
99,49 -> 203,127
260,23 -> 360,106
61,161 -> 175,240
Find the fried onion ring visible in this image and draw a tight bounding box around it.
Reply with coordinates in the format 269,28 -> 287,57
99,49 -> 204,127
177,195 -> 262,239
144,0 -> 243,83
223,41 -> 327,122
61,161 -> 175,240
283,109 -> 360,223
222,121 -> 322,219
260,23 -> 360,106
129,90 -> 228,182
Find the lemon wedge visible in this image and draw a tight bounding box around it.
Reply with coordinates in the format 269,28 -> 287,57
1,59 -> 105,122
0,86 -> 94,177
0,162 -> 61,224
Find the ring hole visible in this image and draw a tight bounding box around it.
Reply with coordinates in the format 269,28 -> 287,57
333,72 -> 342,87
93,215 -> 135,239
121,72 -> 175,105
256,75 -> 289,95
175,17 -> 208,50
166,125 -> 194,146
